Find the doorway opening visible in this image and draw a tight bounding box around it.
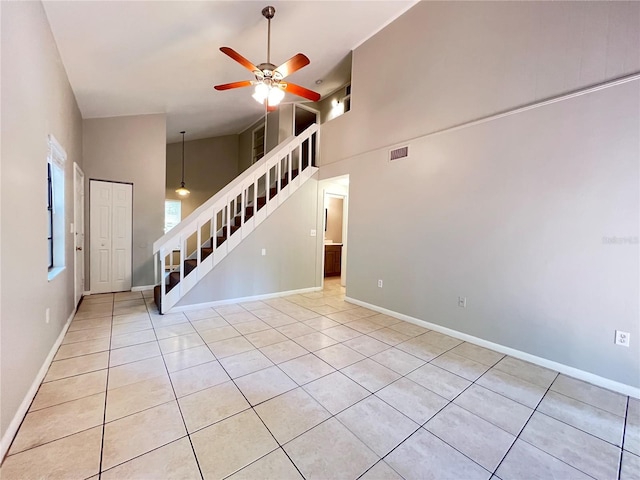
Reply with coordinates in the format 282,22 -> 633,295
294,104 -> 319,136
319,175 -> 350,288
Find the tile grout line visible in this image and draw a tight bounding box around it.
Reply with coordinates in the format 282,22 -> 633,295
97,293 -> 116,480
323,298 -> 634,475
489,371 -> 558,478
199,291 -> 352,477
617,396 -> 629,480
187,299 -> 483,480
143,299 -> 206,480
93,295 -> 195,474
365,342 -> 496,478
184,303 -> 306,479
227,309 -> 440,478
493,372 -> 613,480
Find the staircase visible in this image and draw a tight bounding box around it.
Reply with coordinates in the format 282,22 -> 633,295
153,124 -> 319,313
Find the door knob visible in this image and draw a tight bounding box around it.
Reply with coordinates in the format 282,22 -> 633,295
76,246 -> 83,251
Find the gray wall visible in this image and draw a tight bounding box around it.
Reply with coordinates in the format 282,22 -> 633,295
166,135 -> 239,220
319,1 -> 640,387
321,1 -> 640,165
325,197 -> 343,243
265,109 -> 281,154
278,104 -> 294,143
0,0 -> 83,441
83,114 -> 166,288
177,175 -> 319,306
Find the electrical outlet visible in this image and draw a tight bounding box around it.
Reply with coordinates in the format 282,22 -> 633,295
310,229 -> 317,237
261,248 -> 266,256
458,296 -> 467,308
45,308 -> 50,324
615,330 -> 630,347
378,280 -> 383,288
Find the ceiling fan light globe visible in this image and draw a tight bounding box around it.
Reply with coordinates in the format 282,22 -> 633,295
268,87 -> 285,106
254,82 -> 269,100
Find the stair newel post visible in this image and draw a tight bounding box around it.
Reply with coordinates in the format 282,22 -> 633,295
156,248 -> 166,299
154,250 -> 158,292
156,248 -> 167,313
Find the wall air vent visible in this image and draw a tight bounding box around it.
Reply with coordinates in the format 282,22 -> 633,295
389,145 -> 409,161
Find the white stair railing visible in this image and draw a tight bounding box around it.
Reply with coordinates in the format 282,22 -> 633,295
153,123 -> 319,313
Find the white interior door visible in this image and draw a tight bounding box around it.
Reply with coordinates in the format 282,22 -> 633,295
111,183 -> 133,292
90,180 -> 133,293
74,163 -> 85,305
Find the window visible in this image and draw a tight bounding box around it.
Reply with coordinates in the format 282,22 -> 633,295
47,163 -> 54,268
47,135 -> 66,280
165,199 -> 182,233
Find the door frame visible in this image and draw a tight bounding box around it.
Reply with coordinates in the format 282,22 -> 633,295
73,163 -> 85,306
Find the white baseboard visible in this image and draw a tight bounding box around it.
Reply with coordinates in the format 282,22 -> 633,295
345,296 -> 640,399
0,308 -> 76,460
83,285 -> 155,296
131,285 -> 155,292
169,286 -> 322,313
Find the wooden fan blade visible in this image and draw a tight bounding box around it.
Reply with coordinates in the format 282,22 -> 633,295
274,53 -> 310,79
220,47 -> 259,73
283,82 -> 321,102
214,80 -> 253,91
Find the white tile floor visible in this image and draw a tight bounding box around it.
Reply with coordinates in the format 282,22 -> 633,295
1,278 -> 638,479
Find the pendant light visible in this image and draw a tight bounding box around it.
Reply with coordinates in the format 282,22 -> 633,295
175,131 -> 190,198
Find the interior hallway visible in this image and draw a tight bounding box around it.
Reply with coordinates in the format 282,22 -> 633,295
1,278 -> 638,479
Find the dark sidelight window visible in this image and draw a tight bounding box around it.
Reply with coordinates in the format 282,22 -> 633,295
47,162 -> 54,269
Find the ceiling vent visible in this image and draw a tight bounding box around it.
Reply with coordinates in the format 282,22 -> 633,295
389,145 -> 409,161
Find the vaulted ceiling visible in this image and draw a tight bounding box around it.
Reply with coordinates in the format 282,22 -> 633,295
43,1 -> 415,143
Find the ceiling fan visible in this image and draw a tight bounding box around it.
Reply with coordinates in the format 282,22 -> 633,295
214,6 -> 321,110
